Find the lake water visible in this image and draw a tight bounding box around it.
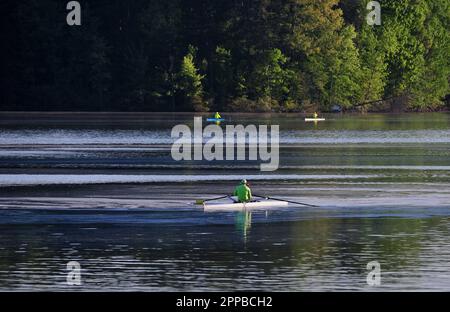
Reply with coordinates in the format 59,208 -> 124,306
0,112 -> 450,291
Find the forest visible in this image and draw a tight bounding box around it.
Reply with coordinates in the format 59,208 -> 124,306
0,0 -> 449,112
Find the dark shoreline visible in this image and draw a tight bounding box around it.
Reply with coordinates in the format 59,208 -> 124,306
0,110 -> 449,115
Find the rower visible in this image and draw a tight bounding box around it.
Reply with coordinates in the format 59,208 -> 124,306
233,179 -> 252,203
313,112 -> 318,119
214,112 -> 221,119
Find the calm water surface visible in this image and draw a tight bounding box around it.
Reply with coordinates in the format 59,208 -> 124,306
0,112 -> 450,291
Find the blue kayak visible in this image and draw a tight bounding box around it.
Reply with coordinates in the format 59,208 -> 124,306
206,118 -> 225,122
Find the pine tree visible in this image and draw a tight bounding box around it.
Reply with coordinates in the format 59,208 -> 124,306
356,24 -> 388,109
409,0 -> 450,109
177,46 -> 207,111
288,0 -> 363,109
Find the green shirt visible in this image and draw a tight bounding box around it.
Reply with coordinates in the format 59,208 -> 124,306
234,184 -> 252,202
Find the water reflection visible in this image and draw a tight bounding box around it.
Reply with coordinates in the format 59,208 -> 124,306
235,211 -> 252,241
0,214 -> 449,291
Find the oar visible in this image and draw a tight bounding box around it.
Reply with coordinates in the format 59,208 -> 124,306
195,195 -> 229,205
253,194 -> 319,208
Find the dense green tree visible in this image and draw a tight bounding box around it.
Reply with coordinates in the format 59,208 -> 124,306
409,0 -> 450,110
356,23 -> 388,109
6,0 -> 62,109
177,46 -> 207,111
379,0 -> 427,107
250,49 -> 290,100
210,46 -> 234,108
58,5 -> 112,110
1,0 -> 448,112
290,0 -> 363,109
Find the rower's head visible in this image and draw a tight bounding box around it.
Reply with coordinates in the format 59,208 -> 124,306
240,179 -> 248,185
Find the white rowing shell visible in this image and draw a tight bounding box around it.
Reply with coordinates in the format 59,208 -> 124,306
305,118 -> 326,122
203,200 -> 288,212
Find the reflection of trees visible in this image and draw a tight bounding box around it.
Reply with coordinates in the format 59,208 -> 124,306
0,225 -> 72,289
289,217 -> 436,278
0,217 -> 445,290
286,114 -> 450,131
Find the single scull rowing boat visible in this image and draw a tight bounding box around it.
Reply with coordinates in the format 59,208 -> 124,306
203,199 -> 288,211
198,195 -> 318,211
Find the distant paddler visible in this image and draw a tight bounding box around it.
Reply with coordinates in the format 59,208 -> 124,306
305,112 -> 325,122
206,112 -> 223,123
233,179 -> 253,203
